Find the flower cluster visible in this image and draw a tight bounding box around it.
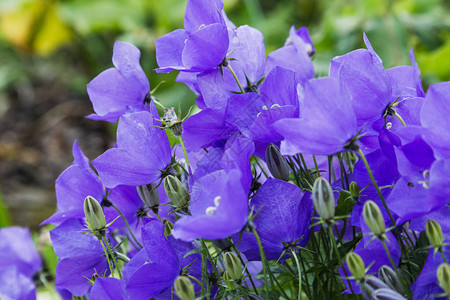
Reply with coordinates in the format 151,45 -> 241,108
30,0 -> 450,299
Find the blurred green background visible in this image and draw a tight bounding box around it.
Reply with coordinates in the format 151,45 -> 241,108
0,0 -> 449,229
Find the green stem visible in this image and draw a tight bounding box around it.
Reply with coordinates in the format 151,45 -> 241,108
298,252 -> 313,299
100,238 -> 114,277
312,155 -> 320,177
179,136 -> 190,170
440,249 -> 448,264
381,239 -> 411,299
328,226 -> 356,295
251,227 -> 270,298
357,149 -> 396,234
291,250 -> 302,300
103,235 -> 122,279
226,64 -> 245,93
233,245 -> 259,295
357,148 -> 409,260
110,203 -> 143,249
200,240 -> 208,300
394,111 -> 406,126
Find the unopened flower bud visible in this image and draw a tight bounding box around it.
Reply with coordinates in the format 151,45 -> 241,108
346,252 -> 366,281
378,265 -> 404,295
222,271 -> 234,289
437,263 -> 450,295
265,144 -> 290,181
371,288 -> 406,300
363,200 -> 386,238
224,252 -> 242,281
174,276 -> 195,300
136,182 -> 160,209
349,181 -> 360,198
164,175 -> 189,208
163,219 -> 174,236
312,177 -> 335,222
360,276 -> 389,300
426,220 -> 444,249
83,196 -> 106,234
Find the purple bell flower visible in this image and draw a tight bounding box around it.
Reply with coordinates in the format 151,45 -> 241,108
274,76 -> 358,156
155,0 -> 229,73
126,219 -> 204,299
87,41 -> 150,122
93,101 -> 172,188
50,219 -> 112,296
90,278 -> 129,300
235,178 -> 313,261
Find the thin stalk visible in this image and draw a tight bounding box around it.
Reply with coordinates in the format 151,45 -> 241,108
357,149 -> 404,247
291,250 -> 303,300
110,203 -> 143,249
100,238 -> 114,277
298,253 -> 313,299
251,227 -> 270,298
103,235 -> 122,279
328,226 -> 356,295
227,64 -> 245,93
233,245 -> 259,295
312,155 -> 320,177
200,240 -> 208,300
179,136 -> 190,170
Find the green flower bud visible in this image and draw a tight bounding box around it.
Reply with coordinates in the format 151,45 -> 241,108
426,220 -> 444,249
136,182 -> 159,210
222,271 -> 235,289
265,144 -> 290,181
378,265 -> 404,295
164,175 -> 190,208
174,276 -> 195,300
437,263 -> 450,295
224,252 -> 242,281
349,181 -> 360,198
346,252 -> 366,281
83,196 -> 106,234
312,177 -> 335,222
363,200 -> 386,238
163,219 -> 174,237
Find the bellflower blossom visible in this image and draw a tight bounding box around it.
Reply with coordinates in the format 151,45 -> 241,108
87,41 -> 150,122
236,178 -> 313,261
93,101 -> 172,188
274,76 -> 359,156
126,219 -> 204,299
155,0 -> 229,73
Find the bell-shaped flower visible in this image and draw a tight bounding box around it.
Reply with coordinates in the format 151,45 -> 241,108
126,219 -> 204,299
171,168 -> 249,241
265,26 -> 315,85
50,219 -> 112,296
87,41 -> 150,122
274,76 -> 358,156
155,0 -> 229,73
93,101 -> 172,188
235,178 -> 313,261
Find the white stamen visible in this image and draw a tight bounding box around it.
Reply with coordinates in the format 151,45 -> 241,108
205,206 -> 217,216
214,196 -> 221,207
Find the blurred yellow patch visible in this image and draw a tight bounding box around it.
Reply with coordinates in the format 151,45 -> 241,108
0,0 -> 72,56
